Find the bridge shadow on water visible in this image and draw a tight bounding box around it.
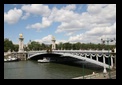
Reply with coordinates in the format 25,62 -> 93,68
29,53 -> 103,73
53,60 -> 103,72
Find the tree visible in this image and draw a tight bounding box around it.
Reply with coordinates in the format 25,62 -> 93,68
28,41 -> 41,51
4,38 -> 14,52
63,42 -> 72,50
13,44 -> 19,52
41,43 -> 46,50
75,42 -> 81,50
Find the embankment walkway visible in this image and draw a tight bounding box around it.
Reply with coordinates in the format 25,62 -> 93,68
72,70 -> 116,79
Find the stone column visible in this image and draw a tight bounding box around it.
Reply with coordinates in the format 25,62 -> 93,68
103,56 -> 105,65
96,54 -> 98,61
84,53 -> 86,58
103,55 -> 107,73
18,34 -> 24,52
111,56 -> 113,68
90,54 -> 92,59
52,36 -> 56,50
114,54 -> 116,69
114,48 -> 116,69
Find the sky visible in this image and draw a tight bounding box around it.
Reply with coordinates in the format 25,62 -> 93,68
4,4 -> 116,45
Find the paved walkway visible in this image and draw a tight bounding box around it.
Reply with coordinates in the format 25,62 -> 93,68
72,70 -> 116,79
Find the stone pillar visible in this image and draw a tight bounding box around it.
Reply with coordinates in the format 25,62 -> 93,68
103,56 -> 105,65
114,48 -> 116,53
96,54 -> 98,61
52,36 -> 56,50
103,67 -> 107,73
84,53 -> 86,58
18,34 -> 24,52
114,48 -> 116,69
114,54 -> 116,69
102,55 -> 107,74
111,56 -> 113,68
17,53 -> 27,60
90,54 -> 92,59
28,53 -> 30,59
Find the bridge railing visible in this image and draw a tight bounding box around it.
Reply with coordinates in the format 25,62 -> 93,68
27,49 -> 115,54
52,50 -> 113,53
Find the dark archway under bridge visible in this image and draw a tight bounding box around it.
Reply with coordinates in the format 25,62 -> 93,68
29,53 -> 81,62
29,53 -> 104,71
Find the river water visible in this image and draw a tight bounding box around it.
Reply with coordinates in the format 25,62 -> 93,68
4,60 -> 103,79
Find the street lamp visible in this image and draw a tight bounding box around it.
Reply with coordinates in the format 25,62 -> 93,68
101,38 -> 116,79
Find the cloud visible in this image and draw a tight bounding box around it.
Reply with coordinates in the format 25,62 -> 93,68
87,4 -> 108,14
55,20 -> 85,33
34,35 -> 53,44
26,17 -> 52,30
68,34 -> 96,44
65,32 -> 74,36
21,4 -> 51,17
55,4 -> 116,35
4,8 -> 23,24
86,22 -> 116,36
25,4 -> 116,44
68,22 -> 116,44
56,40 -> 67,44
21,12 -> 30,20
62,4 -> 76,10
25,4 -> 78,31
34,35 -> 67,44
68,34 -> 83,43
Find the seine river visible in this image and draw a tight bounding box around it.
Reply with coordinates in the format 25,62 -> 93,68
4,60 -> 103,79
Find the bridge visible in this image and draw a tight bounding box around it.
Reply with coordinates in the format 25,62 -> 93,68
27,49 -> 116,70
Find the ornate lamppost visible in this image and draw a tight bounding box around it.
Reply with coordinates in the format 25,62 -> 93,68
101,38 -> 116,79
18,33 -> 24,52
52,36 -> 56,50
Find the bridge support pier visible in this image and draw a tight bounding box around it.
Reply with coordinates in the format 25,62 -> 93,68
17,53 -> 27,60
90,55 -> 92,59
12,52 -> 27,60
114,48 -> 116,69
96,55 -> 98,61
103,67 -> 107,73
114,55 -> 116,69
111,57 -> 113,68
103,67 -> 107,78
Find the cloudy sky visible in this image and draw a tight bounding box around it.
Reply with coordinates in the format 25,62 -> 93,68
4,4 -> 116,45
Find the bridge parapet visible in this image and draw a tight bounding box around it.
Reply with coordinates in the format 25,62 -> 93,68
52,50 -> 113,54
27,50 -> 47,53
27,49 -> 115,54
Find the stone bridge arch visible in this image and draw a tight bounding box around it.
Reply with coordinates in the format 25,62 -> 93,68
27,52 -> 115,69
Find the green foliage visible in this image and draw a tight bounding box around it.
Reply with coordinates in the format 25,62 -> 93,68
4,38 -> 116,52
28,41 -> 42,50
56,42 -> 115,50
13,44 -> 19,52
4,38 -> 14,52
